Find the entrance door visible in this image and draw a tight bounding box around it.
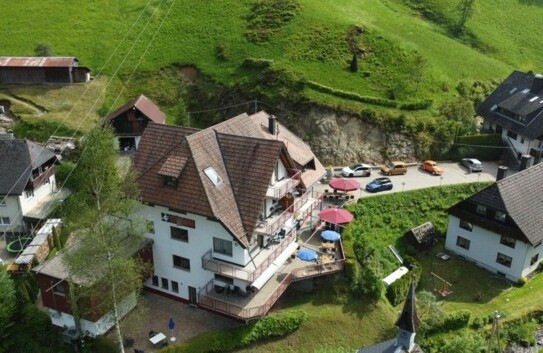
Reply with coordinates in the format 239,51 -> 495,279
188,286 -> 197,304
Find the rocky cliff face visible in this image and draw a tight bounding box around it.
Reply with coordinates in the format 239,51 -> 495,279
283,107 -> 416,166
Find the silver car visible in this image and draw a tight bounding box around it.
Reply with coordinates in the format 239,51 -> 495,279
461,158 -> 483,172
341,164 -> 372,177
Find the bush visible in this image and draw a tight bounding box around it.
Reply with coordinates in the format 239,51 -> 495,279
443,310 -> 471,331
443,134 -> 503,161
55,161 -> 77,189
241,57 -> 274,69
86,335 -> 118,353
399,99 -> 433,111
215,44 -> 230,61
165,310 -> 307,353
518,276 -> 528,286
385,256 -> 421,306
504,319 -> 538,347
306,81 -> 398,108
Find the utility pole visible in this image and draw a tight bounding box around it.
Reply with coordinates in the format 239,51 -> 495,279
487,311 -> 502,353
254,98 -> 258,113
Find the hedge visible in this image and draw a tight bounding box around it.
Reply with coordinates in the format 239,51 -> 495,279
442,134 -> 503,161
163,310 -> 307,353
241,57 -> 274,69
423,310 -> 471,335
385,256 -> 422,306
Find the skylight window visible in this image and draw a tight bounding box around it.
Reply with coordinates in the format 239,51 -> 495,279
204,167 -> 223,186
522,88 -> 530,94
530,96 -> 539,102
509,87 -> 517,94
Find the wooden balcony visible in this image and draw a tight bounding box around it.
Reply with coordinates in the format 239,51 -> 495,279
201,231 -> 297,282
266,170 -> 301,199
256,189 -> 322,236
198,236 -> 345,322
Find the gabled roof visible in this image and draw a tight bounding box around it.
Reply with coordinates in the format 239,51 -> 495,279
477,71 -> 543,140
0,56 -> 79,67
0,139 -> 57,195
449,162 -> 543,245
134,111 -> 325,247
102,95 -> 167,125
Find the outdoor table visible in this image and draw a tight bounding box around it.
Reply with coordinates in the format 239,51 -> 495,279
321,242 -> 335,250
149,332 -> 166,346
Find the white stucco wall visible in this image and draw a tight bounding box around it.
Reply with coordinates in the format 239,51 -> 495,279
445,215 -> 541,281
49,293 -> 137,337
502,129 -> 533,156
270,159 -> 288,186
19,175 -> 56,215
0,195 -> 23,232
136,205 -> 252,302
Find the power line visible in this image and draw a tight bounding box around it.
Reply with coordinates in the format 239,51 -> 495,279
188,100 -> 255,114
0,0 -> 172,244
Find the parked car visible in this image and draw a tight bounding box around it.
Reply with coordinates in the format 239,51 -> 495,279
461,158 -> 484,172
341,163 -> 372,177
420,160 -> 444,175
380,161 -> 407,175
365,177 -> 393,192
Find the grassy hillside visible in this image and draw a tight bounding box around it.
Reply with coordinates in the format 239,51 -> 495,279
0,0 -> 541,141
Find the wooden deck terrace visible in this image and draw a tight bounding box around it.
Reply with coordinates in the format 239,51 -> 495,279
198,236 -> 345,322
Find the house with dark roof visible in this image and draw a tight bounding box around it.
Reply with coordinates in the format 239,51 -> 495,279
478,71 -> 543,166
101,95 -> 166,151
0,137 -> 61,234
357,281 -> 424,353
0,56 -> 90,84
445,162 -> 543,281
132,111 -> 339,321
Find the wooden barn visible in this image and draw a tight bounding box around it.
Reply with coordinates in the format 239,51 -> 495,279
101,95 -> 166,151
0,57 -> 90,84
405,221 -> 439,251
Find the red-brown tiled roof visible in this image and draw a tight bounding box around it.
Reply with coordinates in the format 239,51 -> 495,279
102,95 -> 166,125
134,111 -> 325,247
0,56 -> 78,67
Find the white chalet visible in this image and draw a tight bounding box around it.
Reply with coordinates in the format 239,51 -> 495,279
445,162 -> 543,281
0,137 -> 60,234
133,111 -> 339,321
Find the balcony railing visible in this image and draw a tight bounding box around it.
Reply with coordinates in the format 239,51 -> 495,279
257,189 -> 322,236
198,239 -> 345,321
267,171 -> 301,199
201,231 -> 296,282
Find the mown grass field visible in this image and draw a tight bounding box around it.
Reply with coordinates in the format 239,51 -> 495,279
0,0 -> 541,125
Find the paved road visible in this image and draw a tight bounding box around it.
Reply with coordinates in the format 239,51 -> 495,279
315,162 -> 516,198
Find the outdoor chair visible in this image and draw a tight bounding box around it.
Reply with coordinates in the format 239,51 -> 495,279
148,330 -> 157,338
123,336 -> 134,348
159,341 -> 168,348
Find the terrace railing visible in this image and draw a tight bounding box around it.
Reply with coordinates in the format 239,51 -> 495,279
267,170 -> 301,199
201,231 -> 296,282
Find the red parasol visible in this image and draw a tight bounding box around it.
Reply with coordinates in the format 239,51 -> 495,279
329,178 -> 360,192
319,207 -> 354,224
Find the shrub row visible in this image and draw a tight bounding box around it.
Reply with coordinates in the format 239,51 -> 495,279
306,80 -> 431,111
442,133 -> 503,161
422,310 -> 471,336
385,256 -> 422,306
164,310 -> 307,353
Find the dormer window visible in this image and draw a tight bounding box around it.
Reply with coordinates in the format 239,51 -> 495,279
476,205 -> 487,215
495,211 -> 506,222
163,176 -> 179,188
204,167 -> 222,186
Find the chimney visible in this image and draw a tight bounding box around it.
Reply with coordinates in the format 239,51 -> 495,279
531,73 -> 543,94
268,115 -> 277,135
496,166 -> 508,181
520,154 -> 533,171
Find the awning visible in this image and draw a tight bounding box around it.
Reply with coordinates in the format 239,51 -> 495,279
252,241 -> 298,290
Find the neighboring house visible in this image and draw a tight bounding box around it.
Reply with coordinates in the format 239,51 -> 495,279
133,111 -> 336,321
101,95 -> 166,151
478,71 -> 543,165
0,136 -> 61,234
33,238 -> 153,337
0,56 -> 90,84
445,162 -> 543,282
357,281 -> 423,353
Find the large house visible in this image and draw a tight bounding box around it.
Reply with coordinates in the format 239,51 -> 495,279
479,71 -> 543,166
0,56 -> 90,84
133,111 -> 343,321
101,94 -> 166,151
445,162 -> 543,281
357,281 -> 423,353
0,136 -> 62,234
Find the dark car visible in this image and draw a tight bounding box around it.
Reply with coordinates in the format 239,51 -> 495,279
365,177 -> 393,193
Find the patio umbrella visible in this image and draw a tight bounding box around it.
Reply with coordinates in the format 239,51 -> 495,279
319,207 -> 354,224
329,178 -> 360,192
168,317 -> 176,342
297,249 -> 318,261
321,230 -> 341,242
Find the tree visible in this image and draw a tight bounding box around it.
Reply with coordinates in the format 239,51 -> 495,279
416,290 -> 445,335
34,43 -> 54,57
456,0 -> 476,33
63,127 -> 147,353
350,54 -> 359,73
439,97 -> 477,137
0,273 -> 16,352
